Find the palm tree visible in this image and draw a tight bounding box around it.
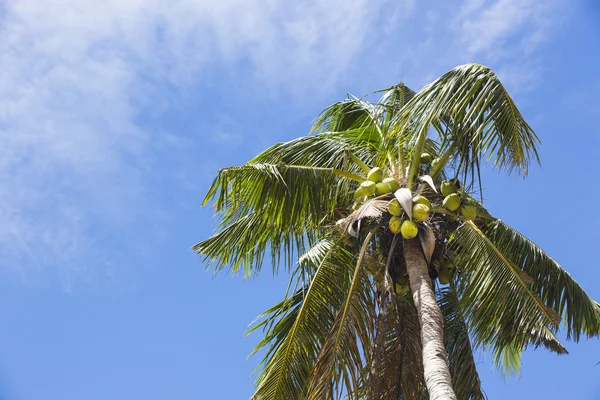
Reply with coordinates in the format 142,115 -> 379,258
195,64 -> 600,399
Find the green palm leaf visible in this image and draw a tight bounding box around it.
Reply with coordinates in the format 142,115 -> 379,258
195,164 -> 341,275
251,242 -> 356,400
306,229 -> 378,400
450,220 -> 566,372
395,63 -> 540,185
483,220 -> 600,340
252,131 -> 378,171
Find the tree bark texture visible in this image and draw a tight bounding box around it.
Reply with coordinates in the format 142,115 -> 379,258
403,238 -> 457,400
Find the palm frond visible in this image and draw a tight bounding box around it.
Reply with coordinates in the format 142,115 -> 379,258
247,238 -> 338,360
252,131 -> 376,170
306,228 -> 379,400
312,98 -> 382,135
396,63 -> 540,185
251,243 -> 356,400
450,220 -> 566,372
195,163 -> 340,275
483,220 -> 600,340
438,286 -> 486,400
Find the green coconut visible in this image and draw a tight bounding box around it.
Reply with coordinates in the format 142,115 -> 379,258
440,180 -> 457,196
360,180 -> 377,196
367,167 -> 384,183
354,187 -> 366,200
430,158 -> 441,171
412,204 -> 430,222
443,193 -> 461,212
387,199 -> 403,216
438,265 -> 451,284
420,153 -> 432,164
375,182 -> 393,195
460,204 -> 477,220
382,177 -> 400,192
389,216 -> 403,234
400,220 -> 418,239
412,195 -> 431,208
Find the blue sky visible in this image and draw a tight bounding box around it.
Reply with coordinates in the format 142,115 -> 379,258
0,0 -> 598,399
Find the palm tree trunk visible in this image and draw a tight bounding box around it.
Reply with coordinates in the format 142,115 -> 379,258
403,238 -> 456,400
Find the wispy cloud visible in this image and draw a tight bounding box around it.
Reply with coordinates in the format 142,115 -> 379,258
455,0 -> 562,55
451,0 -> 568,91
0,0 -> 401,286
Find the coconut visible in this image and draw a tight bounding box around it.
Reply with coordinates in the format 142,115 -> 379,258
420,153 -> 432,164
431,158 -> 441,171
387,199 -> 403,216
443,193 -> 461,211
460,204 -> 477,220
375,182 -> 393,195
383,177 -> 400,192
412,195 -> 431,208
360,180 -> 377,196
412,204 -> 430,222
354,187 -> 366,200
440,180 -> 457,196
389,216 -> 403,234
367,167 -> 384,183
438,265 -> 451,284
400,220 -> 418,239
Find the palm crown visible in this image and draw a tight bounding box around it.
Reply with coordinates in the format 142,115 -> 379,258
195,64 -> 600,399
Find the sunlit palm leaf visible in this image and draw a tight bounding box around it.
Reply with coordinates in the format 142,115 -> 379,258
252,131 -> 378,172
450,220 -> 565,372
248,239 -> 338,361
306,229 -> 378,400
396,63 -> 540,185
195,164 -> 340,275
483,219 -> 600,340
251,243 -> 356,400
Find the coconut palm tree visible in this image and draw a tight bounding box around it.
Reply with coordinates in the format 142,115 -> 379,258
195,64 -> 600,399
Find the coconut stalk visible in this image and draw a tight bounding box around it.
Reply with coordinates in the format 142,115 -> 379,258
403,238 -> 457,400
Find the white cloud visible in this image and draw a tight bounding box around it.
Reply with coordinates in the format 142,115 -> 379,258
451,0 -> 567,91
0,0 -> 401,286
455,0 -> 562,55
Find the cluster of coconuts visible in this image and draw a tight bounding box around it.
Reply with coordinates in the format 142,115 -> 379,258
387,194 -> 431,239
440,179 -> 477,220
354,167 -> 400,208
385,153 -> 435,239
